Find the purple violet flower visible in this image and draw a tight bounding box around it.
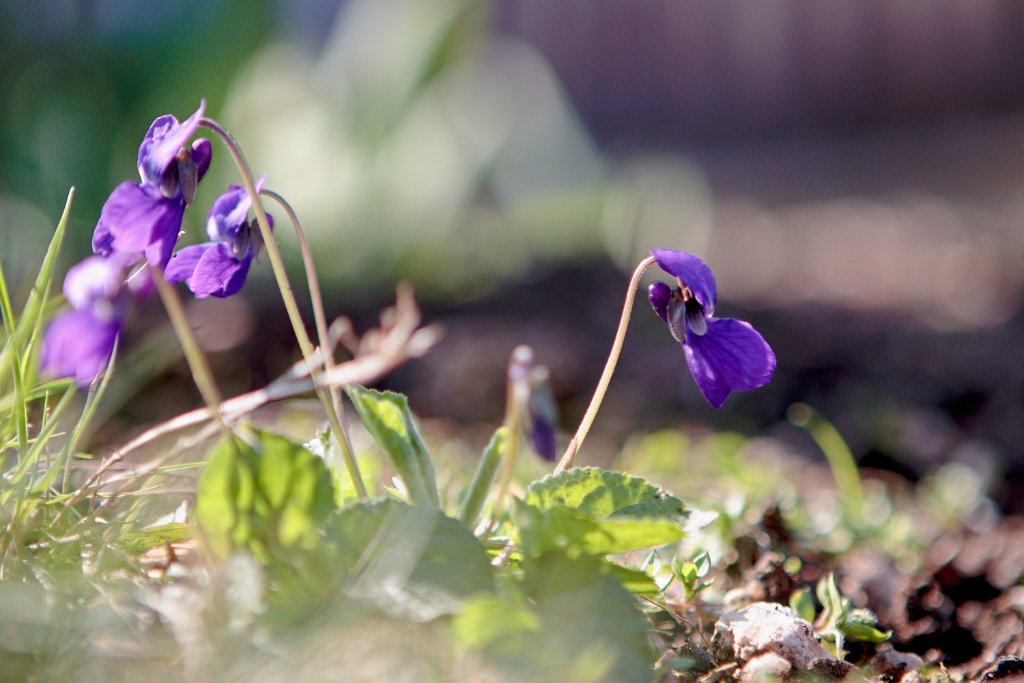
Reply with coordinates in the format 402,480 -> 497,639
40,256 -> 128,387
165,179 -> 272,298
92,102 -> 212,268
648,248 -> 776,408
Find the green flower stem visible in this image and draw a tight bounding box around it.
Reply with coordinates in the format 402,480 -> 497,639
149,265 -> 233,442
555,255 -> 656,474
788,403 -> 866,527
199,118 -> 367,500
260,189 -> 349,415
491,363 -> 524,522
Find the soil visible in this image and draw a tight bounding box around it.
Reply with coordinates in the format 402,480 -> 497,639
662,505 -> 1024,682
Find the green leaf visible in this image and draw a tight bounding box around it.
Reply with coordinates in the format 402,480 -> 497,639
525,467 -> 685,519
841,621 -> 892,644
119,523 -> 193,554
453,595 -> 540,651
840,608 -> 891,643
455,552 -> 655,681
515,501 -> 683,556
195,428 -> 336,563
522,552 -> 655,682
789,587 -> 817,623
457,427 -> 505,526
330,498 -> 493,621
346,386 -> 439,507
604,563 -> 661,596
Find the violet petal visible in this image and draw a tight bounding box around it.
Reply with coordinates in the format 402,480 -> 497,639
188,243 -> 252,298
137,101 -> 206,194
648,281 -> 672,324
651,248 -> 718,317
95,182 -> 185,264
63,256 -> 123,311
39,309 -> 119,387
682,317 -> 776,408
165,244 -> 208,285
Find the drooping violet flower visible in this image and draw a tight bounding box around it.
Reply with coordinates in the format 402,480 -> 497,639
40,256 -> 129,387
165,179 -> 273,298
648,248 -> 775,408
92,102 -> 212,268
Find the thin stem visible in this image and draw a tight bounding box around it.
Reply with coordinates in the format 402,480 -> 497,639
555,256 -> 656,473
260,189 -> 352,430
199,118 -> 367,499
491,372 -> 523,523
149,265 -> 233,442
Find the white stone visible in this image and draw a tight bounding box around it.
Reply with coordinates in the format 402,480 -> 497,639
713,602 -> 838,671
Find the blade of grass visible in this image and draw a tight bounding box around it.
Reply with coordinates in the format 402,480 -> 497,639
16,188 -> 75,352
0,258 -> 28,456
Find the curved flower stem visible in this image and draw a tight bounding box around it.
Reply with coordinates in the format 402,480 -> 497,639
491,349 -> 530,522
555,256 -> 656,474
200,118 -> 367,499
149,265 -> 233,442
259,189 -> 347,404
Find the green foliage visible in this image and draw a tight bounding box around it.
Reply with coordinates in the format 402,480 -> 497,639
789,573 -> 891,659
118,523 -> 192,554
525,466 -> 686,519
457,427 -> 505,526
346,385 -> 440,507
328,498 -> 494,621
671,548 -> 716,602
195,427 -> 336,565
516,467 -> 686,557
455,552 -> 656,682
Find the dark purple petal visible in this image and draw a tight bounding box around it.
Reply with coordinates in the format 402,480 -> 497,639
165,244 -> 207,284
188,243 -> 252,298
95,182 -> 185,265
137,101 -> 206,195
682,317 -> 776,409
528,419 -> 557,462
63,256 -> 124,311
651,249 -> 717,316
648,282 -> 671,324
92,220 -> 114,256
39,309 -> 119,387
192,138 -> 212,182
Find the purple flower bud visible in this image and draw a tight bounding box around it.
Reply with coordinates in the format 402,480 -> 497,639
649,249 -> 776,408
526,366 -> 558,461
507,345 -> 559,461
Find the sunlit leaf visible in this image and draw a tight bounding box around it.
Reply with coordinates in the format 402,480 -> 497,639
195,428 -> 335,563
525,467 -> 685,519
347,386 -> 439,507
515,501 -> 683,557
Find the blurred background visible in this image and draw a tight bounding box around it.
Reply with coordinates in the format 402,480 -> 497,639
4,0 -> 1024,509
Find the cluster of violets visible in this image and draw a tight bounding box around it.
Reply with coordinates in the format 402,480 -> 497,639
38,100 -> 775,422
40,102 -> 270,387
